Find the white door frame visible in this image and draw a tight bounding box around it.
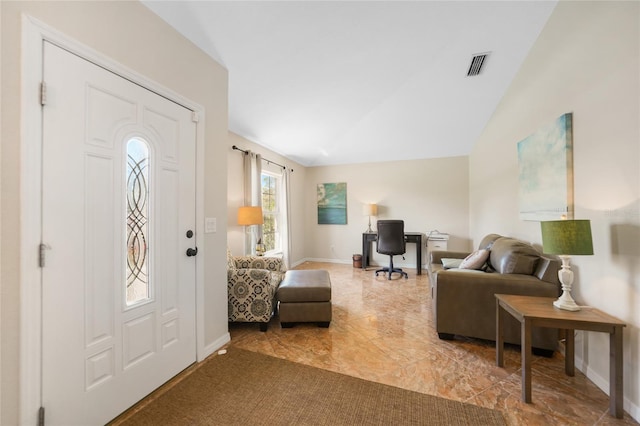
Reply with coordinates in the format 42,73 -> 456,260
20,15 -> 206,425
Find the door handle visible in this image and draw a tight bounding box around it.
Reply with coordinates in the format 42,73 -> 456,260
186,247 -> 198,257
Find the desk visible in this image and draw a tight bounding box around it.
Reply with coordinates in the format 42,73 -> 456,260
495,294 -> 626,418
362,232 -> 423,275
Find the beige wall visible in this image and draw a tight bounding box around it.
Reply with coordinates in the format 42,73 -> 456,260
226,137 -> 470,271
1,1 -> 229,423
226,132 -> 307,264
470,1 -> 640,418
305,157 -> 470,269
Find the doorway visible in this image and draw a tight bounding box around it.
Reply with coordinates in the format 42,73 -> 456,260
20,23 -> 205,424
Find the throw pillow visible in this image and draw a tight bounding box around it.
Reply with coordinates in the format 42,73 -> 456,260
441,258 -> 463,269
459,249 -> 490,270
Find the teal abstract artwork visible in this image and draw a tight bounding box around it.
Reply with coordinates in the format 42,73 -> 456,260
317,182 -> 347,224
518,113 -> 574,221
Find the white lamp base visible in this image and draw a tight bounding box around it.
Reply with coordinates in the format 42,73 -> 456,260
554,255 -> 581,311
553,292 -> 581,311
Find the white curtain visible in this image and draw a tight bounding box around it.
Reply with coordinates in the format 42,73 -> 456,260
254,153 -> 263,245
280,168 -> 292,269
242,151 -> 262,255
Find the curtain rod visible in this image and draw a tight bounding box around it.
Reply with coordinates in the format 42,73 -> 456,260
232,145 -> 293,172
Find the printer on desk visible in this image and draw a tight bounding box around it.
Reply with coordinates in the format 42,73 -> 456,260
426,231 -> 449,259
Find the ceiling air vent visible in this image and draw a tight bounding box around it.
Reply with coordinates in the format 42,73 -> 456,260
467,52 -> 490,77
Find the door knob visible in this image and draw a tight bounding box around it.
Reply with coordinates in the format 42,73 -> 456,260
186,247 -> 198,257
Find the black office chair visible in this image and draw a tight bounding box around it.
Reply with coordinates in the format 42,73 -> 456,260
375,220 -> 408,280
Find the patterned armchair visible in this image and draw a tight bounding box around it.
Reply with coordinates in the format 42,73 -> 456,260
227,249 -> 286,331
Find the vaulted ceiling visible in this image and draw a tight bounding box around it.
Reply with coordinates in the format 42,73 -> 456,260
143,1 -> 557,166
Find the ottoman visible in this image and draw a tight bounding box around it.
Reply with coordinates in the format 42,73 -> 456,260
277,270 -> 332,328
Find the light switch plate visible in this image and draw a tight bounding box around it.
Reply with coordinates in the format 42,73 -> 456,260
205,217 -> 216,233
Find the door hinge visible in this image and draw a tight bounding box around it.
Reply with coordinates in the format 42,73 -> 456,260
191,111 -> 199,123
40,81 -> 47,106
38,406 -> 45,426
39,243 -> 51,268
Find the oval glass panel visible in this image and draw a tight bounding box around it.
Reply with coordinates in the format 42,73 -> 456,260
126,138 -> 150,305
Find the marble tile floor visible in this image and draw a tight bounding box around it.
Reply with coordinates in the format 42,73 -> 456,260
227,261 -> 637,426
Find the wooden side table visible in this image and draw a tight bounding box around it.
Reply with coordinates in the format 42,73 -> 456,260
495,294 -> 626,418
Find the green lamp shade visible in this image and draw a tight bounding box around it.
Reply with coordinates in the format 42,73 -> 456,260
540,220 -> 594,255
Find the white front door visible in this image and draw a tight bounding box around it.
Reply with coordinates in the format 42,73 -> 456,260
41,41 -> 197,425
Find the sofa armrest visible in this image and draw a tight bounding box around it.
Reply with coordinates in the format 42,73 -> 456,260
534,256 -> 561,285
430,250 -> 469,264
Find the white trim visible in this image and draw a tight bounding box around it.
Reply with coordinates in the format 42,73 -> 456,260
20,15 -> 207,424
194,108 -> 207,362
202,333 -> 231,361
20,15 -> 46,425
575,348 -> 638,420
300,257 -> 422,270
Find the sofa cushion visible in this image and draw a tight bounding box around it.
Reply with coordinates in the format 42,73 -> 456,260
478,234 -> 502,250
441,258 -> 463,269
459,249 -> 490,270
489,238 -> 540,275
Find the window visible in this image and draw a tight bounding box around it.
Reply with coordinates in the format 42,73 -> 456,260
261,171 -> 280,253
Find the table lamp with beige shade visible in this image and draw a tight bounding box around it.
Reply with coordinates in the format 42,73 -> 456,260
540,219 -> 594,311
238,206 -> 264,255
363,203 -> 378,233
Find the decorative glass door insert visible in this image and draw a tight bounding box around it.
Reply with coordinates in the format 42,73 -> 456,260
126,137 -> 150,305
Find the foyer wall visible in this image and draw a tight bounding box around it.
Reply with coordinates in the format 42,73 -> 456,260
469,1 -> 640,419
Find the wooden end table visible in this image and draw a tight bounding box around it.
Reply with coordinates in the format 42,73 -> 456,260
495,294 -> 626,418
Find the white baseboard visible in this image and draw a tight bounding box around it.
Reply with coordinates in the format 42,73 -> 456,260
575,355 -> 638,420
294,257 -> 425,271
200,332 -> 231,361
301,257 -> 351,265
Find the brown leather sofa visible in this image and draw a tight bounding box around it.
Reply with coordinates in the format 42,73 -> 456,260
429,234 -> 561,354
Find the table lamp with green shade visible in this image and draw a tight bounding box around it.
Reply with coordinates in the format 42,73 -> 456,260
540,219 -> 594,311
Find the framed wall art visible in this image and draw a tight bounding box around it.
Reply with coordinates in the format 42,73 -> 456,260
317,182 -> 347,224
517,113 -> 574,221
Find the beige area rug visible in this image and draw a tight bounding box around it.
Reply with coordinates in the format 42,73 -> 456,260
114,348 -> 505,425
